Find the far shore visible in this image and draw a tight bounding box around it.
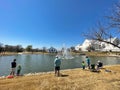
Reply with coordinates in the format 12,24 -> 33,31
0,51 -> 120,57
0,52 -> 50,56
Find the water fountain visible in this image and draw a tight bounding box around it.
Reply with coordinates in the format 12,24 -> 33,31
61,44 -> 74,59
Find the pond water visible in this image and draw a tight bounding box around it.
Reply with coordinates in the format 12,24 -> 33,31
0,54 -> 120,76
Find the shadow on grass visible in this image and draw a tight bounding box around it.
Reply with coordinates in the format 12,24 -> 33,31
81,69 -> 101,73
90,70 -> 101,73
61,74 -> 69,77
100,67 -> 106,69
83,69 -> 90,71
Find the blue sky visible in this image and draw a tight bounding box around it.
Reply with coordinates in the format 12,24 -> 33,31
0,0 -> 119,49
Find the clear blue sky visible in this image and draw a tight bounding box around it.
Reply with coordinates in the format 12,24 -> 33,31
0,0 -> 119,49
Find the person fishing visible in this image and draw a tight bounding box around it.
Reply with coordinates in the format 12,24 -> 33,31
10,59 -> 17,76
86,56 -> 91,69
54,55 -> 61,76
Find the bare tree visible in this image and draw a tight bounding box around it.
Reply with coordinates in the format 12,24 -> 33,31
83,22 -> 120,49
83,1 -> 120,49
107,2 -> 120,33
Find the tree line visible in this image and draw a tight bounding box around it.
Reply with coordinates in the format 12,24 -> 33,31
0,42 -> 77,54
0,43 -> 48,54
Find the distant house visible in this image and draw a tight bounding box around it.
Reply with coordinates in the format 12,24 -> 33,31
75,37 -> 120,52
75,39 -> 101,51
75,39 -> 92,51
48,47 -> 57,53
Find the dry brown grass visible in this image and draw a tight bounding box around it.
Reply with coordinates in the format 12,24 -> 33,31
0,65 -> 120,90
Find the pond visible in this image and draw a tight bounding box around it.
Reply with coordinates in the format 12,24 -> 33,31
0,54 -> 120,76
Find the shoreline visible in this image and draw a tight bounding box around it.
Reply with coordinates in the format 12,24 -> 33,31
0,64 -> 120,90
22,64 -> 120,76
0,64 -> 120,78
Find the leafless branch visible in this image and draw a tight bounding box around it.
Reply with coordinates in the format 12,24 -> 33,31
83,22 -> 120,49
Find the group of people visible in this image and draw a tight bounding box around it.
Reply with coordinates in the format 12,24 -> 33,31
82,56 -> 103,72
10,59 -> 22,76
54,55 -> 103,77
9,56 -> 102,77
10,56 -> 61,77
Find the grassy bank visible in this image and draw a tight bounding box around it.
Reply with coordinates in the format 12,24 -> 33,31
0,65 -> 120,90
85,52 -> 120,57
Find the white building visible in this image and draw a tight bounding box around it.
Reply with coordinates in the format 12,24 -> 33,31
75,37 -> 120,52
101,37 -> 120,51
75,39 -> 93,51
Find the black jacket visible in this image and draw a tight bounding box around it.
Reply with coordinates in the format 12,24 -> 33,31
11,61 -> 16,68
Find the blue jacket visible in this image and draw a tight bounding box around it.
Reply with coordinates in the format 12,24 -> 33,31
54,58 -> 61,67
86,58 -> 90,64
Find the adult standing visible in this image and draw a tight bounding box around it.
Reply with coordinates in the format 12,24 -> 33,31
86,56 -> 90,69
10,59 -> 17,76
54,56 -> 61,76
